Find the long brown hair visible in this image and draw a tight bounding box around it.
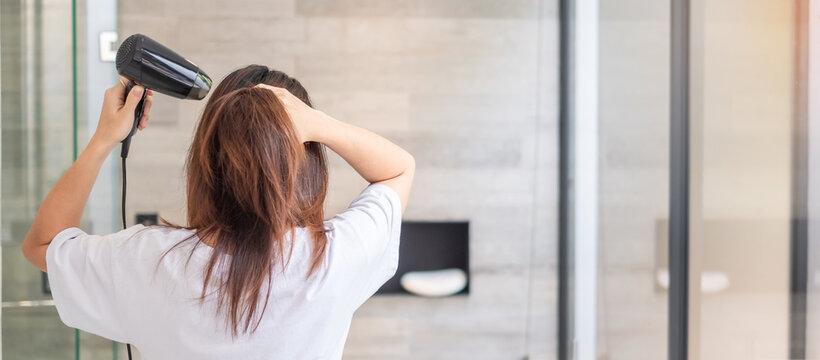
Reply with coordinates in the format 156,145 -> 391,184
167,65 -> 329,336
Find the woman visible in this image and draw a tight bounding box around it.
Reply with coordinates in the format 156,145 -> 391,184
21,65 -> 415,359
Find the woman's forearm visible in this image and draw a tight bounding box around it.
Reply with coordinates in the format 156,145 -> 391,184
313,113 -> 412,183
22,138 -> 114,272
312,112 -> 415,211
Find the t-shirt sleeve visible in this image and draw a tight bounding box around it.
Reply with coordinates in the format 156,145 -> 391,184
45,225 -> 144,343
327,184 -> 403,306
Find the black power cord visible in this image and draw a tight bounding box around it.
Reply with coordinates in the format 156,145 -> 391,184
120,81 -> 144,360
120,156 -> 133,360
121,157 -> 127,230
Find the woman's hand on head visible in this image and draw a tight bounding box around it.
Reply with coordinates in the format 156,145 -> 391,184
254,83 -> 321,144
91,80 -> 154,149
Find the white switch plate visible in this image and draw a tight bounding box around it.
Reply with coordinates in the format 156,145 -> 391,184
99,31 -> 118,62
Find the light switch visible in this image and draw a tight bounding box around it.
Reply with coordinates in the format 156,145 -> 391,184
99,31 -> 118,62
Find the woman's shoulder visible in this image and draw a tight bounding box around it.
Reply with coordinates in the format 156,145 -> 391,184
116,224 -> 200,252
125,224 -> 195,239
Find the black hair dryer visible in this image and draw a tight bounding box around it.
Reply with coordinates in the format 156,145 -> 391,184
115,33 -> 212,158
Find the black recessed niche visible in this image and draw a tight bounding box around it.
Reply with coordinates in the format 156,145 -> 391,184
376,221 -> 470,295
136,213 -> 159,226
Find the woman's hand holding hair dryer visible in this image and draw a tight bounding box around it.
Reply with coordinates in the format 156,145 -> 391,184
92,81 -> 154,151
255,84 -> 415,212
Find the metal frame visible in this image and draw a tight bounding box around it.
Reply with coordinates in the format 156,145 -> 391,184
557,0 -> 573,358
669,0 -> 690,359
790,0 -> 810,358
557,0 -> 599,358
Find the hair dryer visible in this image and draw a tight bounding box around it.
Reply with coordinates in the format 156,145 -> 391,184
115,33 -> 212,158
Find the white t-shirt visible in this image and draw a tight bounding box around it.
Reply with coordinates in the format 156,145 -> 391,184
46,184 -> 402,360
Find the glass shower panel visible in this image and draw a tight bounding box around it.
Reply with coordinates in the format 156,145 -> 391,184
689,0 -> 795,359
1,0 -> 122,358
1,0 -> 78,357
597,1 -> 670,359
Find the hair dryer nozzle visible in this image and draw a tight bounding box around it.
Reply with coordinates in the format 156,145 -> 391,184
188,73 -> 212,100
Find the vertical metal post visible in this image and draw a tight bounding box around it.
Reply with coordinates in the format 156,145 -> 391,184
790,0 -> 810,358
669,0 -> 690,359
557,0 -> 573,359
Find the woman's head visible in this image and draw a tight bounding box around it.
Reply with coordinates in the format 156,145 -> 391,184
183,65 -> 328,336
206,65 -> 329,223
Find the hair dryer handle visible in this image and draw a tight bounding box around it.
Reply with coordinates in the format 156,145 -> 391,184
120,81 -> 147,158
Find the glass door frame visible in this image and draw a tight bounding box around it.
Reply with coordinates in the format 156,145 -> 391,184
557,0 -> 812,359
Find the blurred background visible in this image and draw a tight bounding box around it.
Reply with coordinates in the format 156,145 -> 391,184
0,0 -> 818,359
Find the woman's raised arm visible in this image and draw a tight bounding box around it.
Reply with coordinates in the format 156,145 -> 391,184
256,84 -> 415,212
22,83 -> 153,271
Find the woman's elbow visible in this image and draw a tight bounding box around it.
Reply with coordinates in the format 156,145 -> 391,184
21,233 -> 34,258
21,232 -> 48,272
21,234 -> 35,259
405,152 -> 416,174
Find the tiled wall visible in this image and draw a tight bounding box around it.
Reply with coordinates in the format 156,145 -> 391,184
119,1 -> 558,359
